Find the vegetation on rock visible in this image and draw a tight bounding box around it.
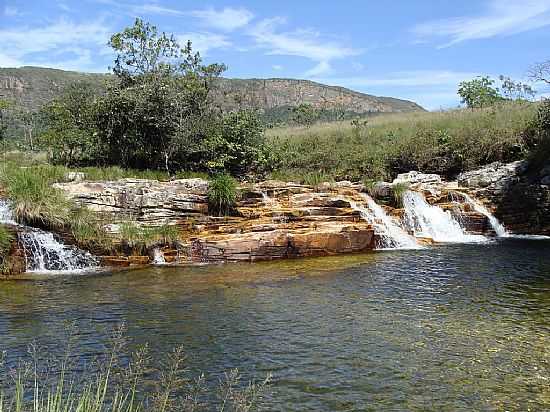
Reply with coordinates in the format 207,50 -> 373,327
208,174 -> 238,216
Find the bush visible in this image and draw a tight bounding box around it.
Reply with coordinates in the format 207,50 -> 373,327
208,174 -> 238,216
202,110 -> 269,176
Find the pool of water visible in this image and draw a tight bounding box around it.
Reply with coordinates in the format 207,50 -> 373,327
1,238 -> 550,411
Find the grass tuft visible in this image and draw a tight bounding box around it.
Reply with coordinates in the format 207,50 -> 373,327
208,174 -> 238,216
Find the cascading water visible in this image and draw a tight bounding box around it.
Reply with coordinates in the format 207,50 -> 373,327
348,194 -> 419,249
153,248 -> 167,265
402,191 -> 486,243
459,193 -> 507,237
0,199 -> 98,273
0,200 -> 16,225
261,191 -> 277,207
19,231 -> 98,273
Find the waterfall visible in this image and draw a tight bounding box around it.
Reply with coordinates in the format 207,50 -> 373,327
261,191 -> 277,207
349,194 -> 419,249
460,193 -> 507,237
0,200 -> 16,225
402,191 -> 486,243
19,231 -> 98,273
153,248 -> 167,265
1,199 -> 98,273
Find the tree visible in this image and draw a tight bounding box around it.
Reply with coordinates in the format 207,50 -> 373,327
95,18 -> 226,172
528,60 -> 550,85
40,82 -> 98,165
0,99 -> 12,142
201,110 -> 268,175
499,75 -> 536,101
458,76 -> 503,109
291,103 -> 319,127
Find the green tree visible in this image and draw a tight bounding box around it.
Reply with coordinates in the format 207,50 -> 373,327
95,18 -> 226,172
0,99 -> 12,142
499,75 -> 536,101
40,82 -> 98,165
458,76 -> 503,108
291,103 -> 319,127
202,110 -> 268,175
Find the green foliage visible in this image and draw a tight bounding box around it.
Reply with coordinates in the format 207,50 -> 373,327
0,164 -> 71,227
268,101 -> 537,181
39,82 -> 99,166
291,103 -> 320,127
499,75 -> 536,101
302,171 -> 332,187
118,222 -> 180,252
458,76 -> 503,109
203,110 -> 269,175
0,225 -> 13,257
391,183 -> 409,208
526,99 -> 550,172
93,18 -> 226,172
77,166 -> 170,181
0,99 -> 12,141
208,174 -> 238,216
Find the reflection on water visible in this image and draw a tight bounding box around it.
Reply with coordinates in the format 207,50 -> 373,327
1,238 -> 550,411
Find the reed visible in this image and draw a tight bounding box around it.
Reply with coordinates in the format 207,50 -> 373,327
0,324 -> 271,412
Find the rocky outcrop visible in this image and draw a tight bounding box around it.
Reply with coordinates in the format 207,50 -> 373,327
54,178 -> 210,226
54,179 -> 377,265
458,161 -> 550,235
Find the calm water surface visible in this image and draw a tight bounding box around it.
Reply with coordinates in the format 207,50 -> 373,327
1,238 -> 550,411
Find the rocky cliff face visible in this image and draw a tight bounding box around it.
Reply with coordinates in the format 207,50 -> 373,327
0,67 -> 425,115
458,161 -> 550,235
213,78 -> 424,114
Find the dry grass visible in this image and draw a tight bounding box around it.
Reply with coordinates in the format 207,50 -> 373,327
267,101 -> 538,182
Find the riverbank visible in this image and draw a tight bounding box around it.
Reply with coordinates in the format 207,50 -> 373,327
1,161 -> 528,277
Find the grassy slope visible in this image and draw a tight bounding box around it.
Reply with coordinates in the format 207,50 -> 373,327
267,102 -> 537,182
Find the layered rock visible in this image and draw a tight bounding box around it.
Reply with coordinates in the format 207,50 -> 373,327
458,161 -> 550,235
53,179 -> 377,265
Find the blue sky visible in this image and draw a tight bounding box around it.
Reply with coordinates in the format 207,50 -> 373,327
2,0 -> 550,109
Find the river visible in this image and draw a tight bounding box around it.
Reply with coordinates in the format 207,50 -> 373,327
1,238 -> 549,411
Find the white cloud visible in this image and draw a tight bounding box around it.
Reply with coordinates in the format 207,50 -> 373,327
177,32 -> 231,56
413,0 -> 550,47
0,19 -> 110,71
132,3 -> 184,17
191,7 -> 254,32
315,70 -> 481,87
0,52 -> 22,68
4,6 -> 20,17
249,17 -> 361,77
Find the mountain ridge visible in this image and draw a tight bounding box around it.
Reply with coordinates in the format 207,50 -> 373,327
0,66 -> 425,118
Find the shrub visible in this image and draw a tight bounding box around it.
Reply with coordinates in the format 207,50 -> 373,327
208,174 -> 238,216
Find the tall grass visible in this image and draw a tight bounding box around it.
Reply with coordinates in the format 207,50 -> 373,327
208,174 -> 238,216
117,223 -> 180,253
0,324 -> 271,412
0,164 -> 71,227
267,101 -> 538,181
